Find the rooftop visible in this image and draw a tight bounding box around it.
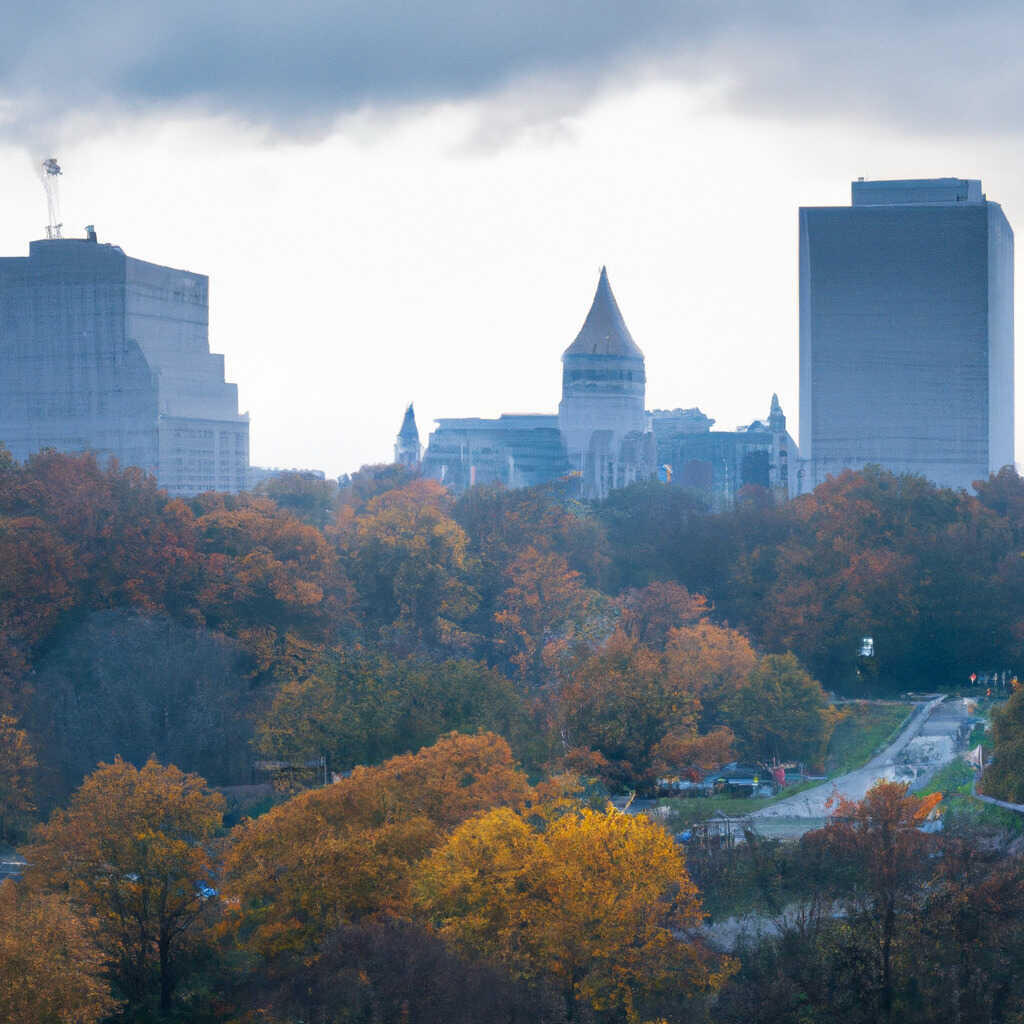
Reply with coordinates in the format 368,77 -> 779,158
563,266 -> 644,360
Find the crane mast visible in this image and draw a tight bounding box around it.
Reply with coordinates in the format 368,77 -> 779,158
41,157 -> 63,239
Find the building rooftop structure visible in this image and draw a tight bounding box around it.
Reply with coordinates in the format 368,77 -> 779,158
563,266 -> 644,359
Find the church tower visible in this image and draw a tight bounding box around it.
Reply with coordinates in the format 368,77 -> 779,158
394,403 -> 421,468
558,268 -> 648,497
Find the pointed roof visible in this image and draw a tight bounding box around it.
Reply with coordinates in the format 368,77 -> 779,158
770,393 -> 782,415
563,267 -> 644,360
398,403 -> 419,441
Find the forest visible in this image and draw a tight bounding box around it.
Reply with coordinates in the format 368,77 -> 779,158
3,448 -> 1024,1022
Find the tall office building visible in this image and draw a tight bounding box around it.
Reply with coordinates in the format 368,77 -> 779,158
0,232 -> 249,496
799,178 -> 1014,491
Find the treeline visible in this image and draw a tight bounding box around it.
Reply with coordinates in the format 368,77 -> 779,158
5,743 -> 1024,1023
0,451 -> 840,816
1,450 -> 1024,816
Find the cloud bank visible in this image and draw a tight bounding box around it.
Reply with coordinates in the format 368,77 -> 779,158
2,1 -> 1022,144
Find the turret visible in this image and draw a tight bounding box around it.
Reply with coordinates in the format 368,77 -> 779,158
394,403 -> 421,468
558,268 -> 647,488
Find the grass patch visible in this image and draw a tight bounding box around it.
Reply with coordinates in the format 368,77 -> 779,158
919,757 -> 974,797
656,781 -> 822,831
826,701 -> 914,775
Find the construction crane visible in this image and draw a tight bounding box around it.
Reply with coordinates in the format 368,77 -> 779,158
41,157 -> 63,239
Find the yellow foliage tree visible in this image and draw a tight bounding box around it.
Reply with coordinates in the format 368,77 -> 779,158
413,804 -> 734,1022
223,732 -> 534,958
0,879 -> 118,1023
25,757 -> 225,1014
0,713 -> 36,841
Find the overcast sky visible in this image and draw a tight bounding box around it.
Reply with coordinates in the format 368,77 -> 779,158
2,2 -> 1024,476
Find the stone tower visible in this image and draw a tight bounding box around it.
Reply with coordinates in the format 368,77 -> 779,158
394,403 -> 421,467
558,267 -> 648,497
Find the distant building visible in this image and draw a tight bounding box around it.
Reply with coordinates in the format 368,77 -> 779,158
419,267 -> 796,504
0,232 -> 249,496
394,403 -> 422,468
558,267 -> 655,499
654,394 -> 797,509
421,414 -> 569,491
799,178 -> 1014,491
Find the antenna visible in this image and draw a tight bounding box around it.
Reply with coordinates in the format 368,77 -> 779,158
41,158 -> 63,239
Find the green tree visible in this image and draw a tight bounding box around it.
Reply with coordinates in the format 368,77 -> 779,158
720,653 -> 840,765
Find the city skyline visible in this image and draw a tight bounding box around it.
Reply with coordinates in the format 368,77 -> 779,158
3,5 -> 1024,477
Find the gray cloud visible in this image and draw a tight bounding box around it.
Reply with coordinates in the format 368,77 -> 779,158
2,1 -> 1022,144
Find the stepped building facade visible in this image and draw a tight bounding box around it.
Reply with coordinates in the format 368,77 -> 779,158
408,268 -> 797,506
0,232 -> 249,496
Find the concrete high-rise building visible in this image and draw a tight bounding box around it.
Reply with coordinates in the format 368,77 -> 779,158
799,178 -> 1014,491
0,232 -> 249,496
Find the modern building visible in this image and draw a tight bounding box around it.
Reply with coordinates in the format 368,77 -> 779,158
417,268 -> 797,505
799,178 -> 1014,491
0,231 -> 249,496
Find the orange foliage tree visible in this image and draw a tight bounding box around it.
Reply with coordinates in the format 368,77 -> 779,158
0,879 -> 118,1023
814,780 -> 943,1024
494,545 -> 602,687
0,714 -> 36,841
336,479 -> 476,649
222,732 -> 534,959
25,757 -> 225,1014
413,803 -> 733,1022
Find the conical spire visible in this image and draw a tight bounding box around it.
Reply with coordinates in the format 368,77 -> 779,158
398,403 -> 419,442
770,393 -> 782,415
563,267 -> 644,359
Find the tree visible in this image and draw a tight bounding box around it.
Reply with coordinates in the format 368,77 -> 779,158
0,713 -> 36,841
810,780 -> 942,1024
663,621 -> 758,727
719,653 -> 841,765
413,804 -> 733,1022
25,757 -> 225,1015
223,732 -> 534,959
494,546 -> 602,687
257,917 -> 567,1024
255,649 -> 534,773
337,479 -> 477,649
555,630 -> 702,788
0,879 -> 118,1023
616,581 -> 708,648
981,683 -> 1024,802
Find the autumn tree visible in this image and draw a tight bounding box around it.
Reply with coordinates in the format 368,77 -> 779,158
223,732 -> 533,959
809,780 -> 943,1024
0,879 -> 118,1023
494,546 -> 603,687
555,630 -> 702,788
25,757 -> 225,1015
337,479 -> 477,649
616,580 -> 709,648
0,713 -> 36,841
719,653 -> 841,765
663,621 -> 758,727
413,803 -> 733,1022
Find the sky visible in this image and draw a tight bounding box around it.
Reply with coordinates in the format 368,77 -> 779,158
2,2 -> 1024,476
